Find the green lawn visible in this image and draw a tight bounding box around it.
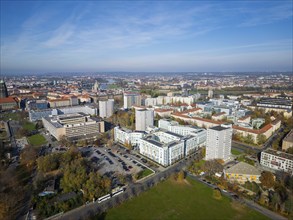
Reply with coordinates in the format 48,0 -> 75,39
231,148 -> 243,155
237,155 -> 255,166
0,112 -> 21,121
136,168 -> 154,180
27,134 -> 47,146
23,121 -> 36,131
108,84 -> 121,89
103,177 -> 269,220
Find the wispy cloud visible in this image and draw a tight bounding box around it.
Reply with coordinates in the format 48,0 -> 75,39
1,1 -> 292,73
239,3 -> 293,27
43,23 -> 75,47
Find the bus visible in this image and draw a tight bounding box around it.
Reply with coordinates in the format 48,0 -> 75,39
111,186 -> 125,197
112,189 -> 124,197
97,194 -> 111,203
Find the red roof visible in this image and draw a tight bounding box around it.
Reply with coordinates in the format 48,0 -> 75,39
154,108 -> 173,112
171,112 -> 222,124
233,124 -> 272,134
170,103 -> 188,107
213,112 -> 226,117
0,97 -> 18,104
181,108 -> 202,114
238,115 -> 251,121
48,98 -> 70,102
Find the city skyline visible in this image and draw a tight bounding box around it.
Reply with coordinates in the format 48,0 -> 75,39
1,1 -> 292,74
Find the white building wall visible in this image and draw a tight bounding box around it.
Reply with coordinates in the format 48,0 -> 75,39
136,109 -> 154,131
124,93 -> 141,109
260,151 -> 293,174
114,127 -> 144,146
99,99 -> 114,118
206,125 -> 232,161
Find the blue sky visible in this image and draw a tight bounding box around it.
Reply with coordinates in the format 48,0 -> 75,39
1,1 -> 292,74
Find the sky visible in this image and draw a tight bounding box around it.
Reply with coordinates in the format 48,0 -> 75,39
1,1 -> 292,74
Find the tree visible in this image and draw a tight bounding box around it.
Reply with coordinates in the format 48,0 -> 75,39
59,136 -> 72,147
177,171 -> 185,181
16,128 -> 29,138
213,188 -> 222,200
202,159 -> 223,176
107,139 -> 113,148
20,146 -> 38,170
243,134 -> 254,145
260,171 -> 275,189
286,147 -> 293,155
274,183 -> 288,204
37,154 -> 60,173
257,134 -> 267,145
200,147 -> 206,158
60,158 -> 87,193
83,172 -> 103,201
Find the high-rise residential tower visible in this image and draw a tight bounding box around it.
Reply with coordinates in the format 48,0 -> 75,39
206,124 -> 232,161
99,99 -> 114,118
0,80 -> 8,98
123,92 -> 141,109
135,109 -> 154,131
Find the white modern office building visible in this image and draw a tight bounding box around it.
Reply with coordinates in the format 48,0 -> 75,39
42,113 -> 104,141
114,126 -> 145,147
139,131 -> 185,166
158,119 -> 179,130
158,119 -> 206,150
205,124 -> 232,161
99,99 -> 114,118
123,92 -> 141,109
136,109 -> 154,131
260,149 -> 293,174
29,105 -> 98,122
139,127 -> 206,166
115,119 -> 207,166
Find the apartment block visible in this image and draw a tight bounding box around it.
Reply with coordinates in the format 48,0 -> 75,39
99,99 -> 114,118
260,149 -> 293,174
114,126 -> 145,147
136,109 -> 154,131
206,124 -> 232,161
123,92 -> 141,109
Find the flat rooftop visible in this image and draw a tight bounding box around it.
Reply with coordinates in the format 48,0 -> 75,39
263,149 -> 293,161
209,125 -> 229,131
165,130 -> 184,138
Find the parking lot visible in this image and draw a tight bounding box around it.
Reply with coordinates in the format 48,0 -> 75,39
79,145 -> 154,184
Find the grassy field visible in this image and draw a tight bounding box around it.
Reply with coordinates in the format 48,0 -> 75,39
231,148 -> 243,155
136,168 -> 154,180
103,177 -> 268,220
0,112 -> 21,121
27,134 -> 47,146
23,121 -> 36,131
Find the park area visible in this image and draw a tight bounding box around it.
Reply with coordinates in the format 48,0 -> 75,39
27,134 -> 47,146
103,177 -> 268,220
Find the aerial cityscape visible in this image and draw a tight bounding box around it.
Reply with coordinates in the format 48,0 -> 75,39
0,1 -> 292,220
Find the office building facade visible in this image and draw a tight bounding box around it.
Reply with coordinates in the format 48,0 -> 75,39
42,113 -> 104,141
